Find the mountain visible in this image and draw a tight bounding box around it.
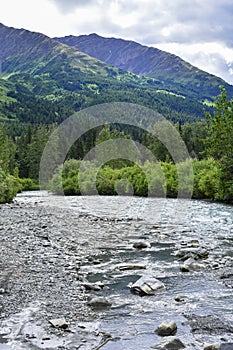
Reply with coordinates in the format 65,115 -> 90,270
55,33 -> 233,100
0,23 -> 218,124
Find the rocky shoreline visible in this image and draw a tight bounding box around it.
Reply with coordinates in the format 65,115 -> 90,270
0,193 -> 232,349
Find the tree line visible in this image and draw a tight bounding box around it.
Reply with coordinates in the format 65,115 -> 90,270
0,87 -> 232,203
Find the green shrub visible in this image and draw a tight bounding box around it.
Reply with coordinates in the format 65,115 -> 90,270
47,158 -> 230,202
19,178 -> 40,191
161,162 -> 178,197
0,167 -> 20,203
193,158 -> 220,199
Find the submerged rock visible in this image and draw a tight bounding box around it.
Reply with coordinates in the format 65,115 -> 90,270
175,247 -> 209,261
184,314 -> 233,335
174,295 -> 188,303
133,241 -> 151,249
151,336 -> 185,349
130,275 -> 165,296
155,321 -> 177,336
219,268 -> 233,288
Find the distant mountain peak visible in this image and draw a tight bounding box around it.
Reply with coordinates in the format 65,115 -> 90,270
55,33 -> 233,99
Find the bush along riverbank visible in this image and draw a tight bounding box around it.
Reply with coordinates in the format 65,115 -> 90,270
0,167 -> 39,204
0,167 -> 20,203
48,157 -> 231,203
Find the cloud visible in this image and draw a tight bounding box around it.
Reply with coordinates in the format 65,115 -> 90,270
48,0 -> 103,13
46,0 -> 233,84
47,0 -> 233,48
156,42 -> 233,84
49,0 -> 233,45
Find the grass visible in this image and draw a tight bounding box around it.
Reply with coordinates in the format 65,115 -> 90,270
156,89 -> 186,99
202,99 -> 215,107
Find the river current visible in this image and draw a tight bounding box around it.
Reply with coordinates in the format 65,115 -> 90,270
1,192 -> 233,349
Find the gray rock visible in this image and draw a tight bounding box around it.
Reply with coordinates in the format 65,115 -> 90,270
180,258 -> 204,272
49,318 -> 69,329
151,336 -> 185,349
130,275 -> 165,296
88,297 -> 112,311
155,321 -> 177,336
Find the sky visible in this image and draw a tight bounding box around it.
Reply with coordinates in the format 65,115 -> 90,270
1,0 -> 233,84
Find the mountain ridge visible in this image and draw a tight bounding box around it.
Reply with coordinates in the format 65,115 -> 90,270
55,33 -> 233,100
0,23 -> 218,124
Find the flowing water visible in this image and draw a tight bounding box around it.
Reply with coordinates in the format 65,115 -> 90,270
0,192 -> 233,349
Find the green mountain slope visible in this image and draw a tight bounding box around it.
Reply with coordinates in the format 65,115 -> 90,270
55,33 -> 233,101
0,23 -> 214,124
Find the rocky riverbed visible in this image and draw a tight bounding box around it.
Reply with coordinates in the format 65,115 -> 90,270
0,192 -> 232,349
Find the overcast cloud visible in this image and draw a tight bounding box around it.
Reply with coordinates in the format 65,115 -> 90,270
1,0 -> 233,84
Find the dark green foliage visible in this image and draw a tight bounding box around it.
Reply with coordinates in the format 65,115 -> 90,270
192,158 -> 221,199
0,167 -> 20,203
18,178 -> 39,191
204,87 -> 233,203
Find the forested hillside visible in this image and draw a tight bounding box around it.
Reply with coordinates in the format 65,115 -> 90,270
0,23 -> 214,125
55,33 -> 233,101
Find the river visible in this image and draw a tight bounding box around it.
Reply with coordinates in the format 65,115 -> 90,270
0,191 -> 232,349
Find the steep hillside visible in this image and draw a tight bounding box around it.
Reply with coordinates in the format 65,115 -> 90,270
0,23 -> 213,124
55,33 -> 233,100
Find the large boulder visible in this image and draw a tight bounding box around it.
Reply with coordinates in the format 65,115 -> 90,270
155,321 -> 177,336
130,275 -> 165,296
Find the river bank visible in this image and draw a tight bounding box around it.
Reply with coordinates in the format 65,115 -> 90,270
0,191 -> 232,349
